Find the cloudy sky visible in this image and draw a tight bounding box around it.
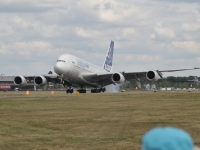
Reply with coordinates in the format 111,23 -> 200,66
0,0 -> 200,77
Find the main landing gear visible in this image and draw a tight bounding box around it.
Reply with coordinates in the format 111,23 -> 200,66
77,89 -> 87,93
91,87 -> 106,93
66,88 -> 86,94
66,87 -> 106,94
66,88 -> 74,94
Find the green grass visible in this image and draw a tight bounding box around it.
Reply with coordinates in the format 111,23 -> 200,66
0,91 -> 200,150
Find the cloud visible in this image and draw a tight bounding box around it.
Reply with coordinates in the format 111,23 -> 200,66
75,28 -> 102,38
9,16 -> 61,38
0,41 -> 67,59
0,44 -> 12,55
98,1 -> 148,26
172,41 -> 199,53
181,23 -> 200,31
154,22 -> 176,39
150,34 -> 156,40
0,0 -> 199,77
0,1 -> 51,13
197,57 -> 200,63
29,62 -> 53,73
114,53 -> 163,72
152,0 -> 200,3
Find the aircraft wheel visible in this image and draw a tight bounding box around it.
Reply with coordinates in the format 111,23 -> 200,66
66,89 -> 72,94
70,89 -> 74,93
91,89 -> 96,93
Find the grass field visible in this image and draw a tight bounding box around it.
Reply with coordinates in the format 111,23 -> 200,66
0,91 -> 200,150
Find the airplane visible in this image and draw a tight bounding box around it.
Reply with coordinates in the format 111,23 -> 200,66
188,77 -> 200,85
13,41 -> 199,93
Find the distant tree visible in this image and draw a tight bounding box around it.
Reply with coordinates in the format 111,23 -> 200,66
120,76 -> 200,90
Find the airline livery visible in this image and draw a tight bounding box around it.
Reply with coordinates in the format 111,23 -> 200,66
14,41 -> 199,93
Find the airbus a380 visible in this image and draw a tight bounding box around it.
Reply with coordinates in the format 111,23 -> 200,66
14,41 -> 199,93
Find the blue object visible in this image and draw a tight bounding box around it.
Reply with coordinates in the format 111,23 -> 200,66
141,127 -> 194,150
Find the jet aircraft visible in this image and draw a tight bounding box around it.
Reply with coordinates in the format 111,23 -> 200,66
14,41 -> 199,93
188,77 -> 200,85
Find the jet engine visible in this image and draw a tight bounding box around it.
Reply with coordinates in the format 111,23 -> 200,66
34,76 -> 47,86
146,70 -> 161,81
111,73 -> 125,84
14,76 -> 27,86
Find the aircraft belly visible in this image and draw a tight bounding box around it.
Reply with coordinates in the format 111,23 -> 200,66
63,65 -> 99,87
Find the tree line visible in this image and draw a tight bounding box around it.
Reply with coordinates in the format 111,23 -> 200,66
40,76 -> 200,91
120,76 -> 200,90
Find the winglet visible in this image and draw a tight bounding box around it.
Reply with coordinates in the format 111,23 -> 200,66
103,41 -> 114,72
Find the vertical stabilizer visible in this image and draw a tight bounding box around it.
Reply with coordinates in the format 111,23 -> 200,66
103,41 -> 114,72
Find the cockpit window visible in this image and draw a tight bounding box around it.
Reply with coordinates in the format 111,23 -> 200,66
57,60 -> 66,62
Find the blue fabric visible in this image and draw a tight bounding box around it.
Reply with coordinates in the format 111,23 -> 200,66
141,127 -> 194,150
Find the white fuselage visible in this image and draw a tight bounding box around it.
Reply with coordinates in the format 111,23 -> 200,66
54,54 -> 107,87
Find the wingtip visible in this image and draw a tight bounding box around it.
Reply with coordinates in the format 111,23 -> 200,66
194,67 -> 200,69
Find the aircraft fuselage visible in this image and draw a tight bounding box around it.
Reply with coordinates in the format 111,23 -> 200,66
54,54 -> 106,87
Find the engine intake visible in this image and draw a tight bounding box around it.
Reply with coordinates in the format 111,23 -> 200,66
146,70 -> 161,81
34,76 -> 47,86
111,73 -> 125,84
14,76 -> 27,86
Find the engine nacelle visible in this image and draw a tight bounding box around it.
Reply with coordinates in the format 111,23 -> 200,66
111,73 -> 125,84
34,76 -> 47,86
14,76 -> 27,86
146,70 -> 161,81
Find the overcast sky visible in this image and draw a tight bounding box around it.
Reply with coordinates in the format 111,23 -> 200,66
0,0 -> 200,77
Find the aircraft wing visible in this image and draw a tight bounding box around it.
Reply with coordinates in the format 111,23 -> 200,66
156,68 -> 200,72
23,74 -> 58,80
23,74 -> 58,82
122,68 -> 200,80
81,67 -> 199,86
15,74 -> 60,85
82,71 -> 147,85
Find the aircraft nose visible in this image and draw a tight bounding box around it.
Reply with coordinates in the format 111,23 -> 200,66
54,62 -> 66,75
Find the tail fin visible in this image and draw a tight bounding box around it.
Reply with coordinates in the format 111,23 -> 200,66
103,41 -> 114,72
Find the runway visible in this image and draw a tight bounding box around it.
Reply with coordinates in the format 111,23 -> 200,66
0,91 -> 200,149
